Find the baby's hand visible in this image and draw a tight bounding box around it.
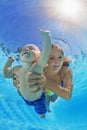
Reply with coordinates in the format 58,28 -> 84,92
8,56 -> 15,62
39,28 -> 51,36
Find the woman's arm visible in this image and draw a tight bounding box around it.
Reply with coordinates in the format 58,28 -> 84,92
27,70 -> 73,100
45,78 -> 72,100
45,67 -> 73,100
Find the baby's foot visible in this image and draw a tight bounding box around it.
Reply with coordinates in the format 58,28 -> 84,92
40,114 -> 46,118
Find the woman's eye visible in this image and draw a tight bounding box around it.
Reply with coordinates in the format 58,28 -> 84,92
50,57 -> 54,59
59,56 -> 62,59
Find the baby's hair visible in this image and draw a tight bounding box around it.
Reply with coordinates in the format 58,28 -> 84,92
25,44 -> 40,52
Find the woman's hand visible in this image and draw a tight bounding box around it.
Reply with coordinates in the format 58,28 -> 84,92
27,72 -> 46,89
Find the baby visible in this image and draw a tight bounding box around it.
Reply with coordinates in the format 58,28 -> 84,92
2,29 -> 52,118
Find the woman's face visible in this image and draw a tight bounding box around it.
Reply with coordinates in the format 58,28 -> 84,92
48,46 -> 64,71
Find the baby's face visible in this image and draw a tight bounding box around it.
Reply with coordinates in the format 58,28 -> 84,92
48,46 -> 64,72
20,44 -> 40,63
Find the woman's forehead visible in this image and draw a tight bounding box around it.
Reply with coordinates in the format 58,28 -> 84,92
52,47 -> 62,53
52,46 -> 64,54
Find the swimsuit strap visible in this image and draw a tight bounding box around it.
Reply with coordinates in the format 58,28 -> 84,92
59,71 -> 64,87
60,61 -> 69,87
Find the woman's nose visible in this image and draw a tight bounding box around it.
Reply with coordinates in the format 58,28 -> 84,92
54,59 -> 58,64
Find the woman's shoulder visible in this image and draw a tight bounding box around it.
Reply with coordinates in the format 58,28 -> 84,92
63,57 -> 70,67
60,61 -> 72,75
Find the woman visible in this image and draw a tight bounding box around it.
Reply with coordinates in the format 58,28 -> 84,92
28,44 -> 73,111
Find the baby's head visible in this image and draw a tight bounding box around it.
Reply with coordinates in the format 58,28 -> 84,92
20,44 -> 40,63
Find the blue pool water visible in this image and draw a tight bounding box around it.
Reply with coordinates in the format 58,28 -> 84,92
0,43 -> 87,130
0,0 -> 87,130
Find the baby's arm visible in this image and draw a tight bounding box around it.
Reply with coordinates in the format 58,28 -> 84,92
32,29 -> 52,74
2,56 -> 15,78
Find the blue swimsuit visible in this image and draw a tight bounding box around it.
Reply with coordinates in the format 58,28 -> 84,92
22,92 -> 47,115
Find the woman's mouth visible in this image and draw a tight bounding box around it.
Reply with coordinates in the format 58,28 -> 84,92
53,65 -> 60,70
53,64 -> 60,68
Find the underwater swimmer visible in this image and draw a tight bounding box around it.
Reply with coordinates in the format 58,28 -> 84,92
2,29 -> 52,118
28,44 -> 73,111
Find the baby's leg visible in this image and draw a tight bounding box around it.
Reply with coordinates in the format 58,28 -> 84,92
33,93 -> 47,118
